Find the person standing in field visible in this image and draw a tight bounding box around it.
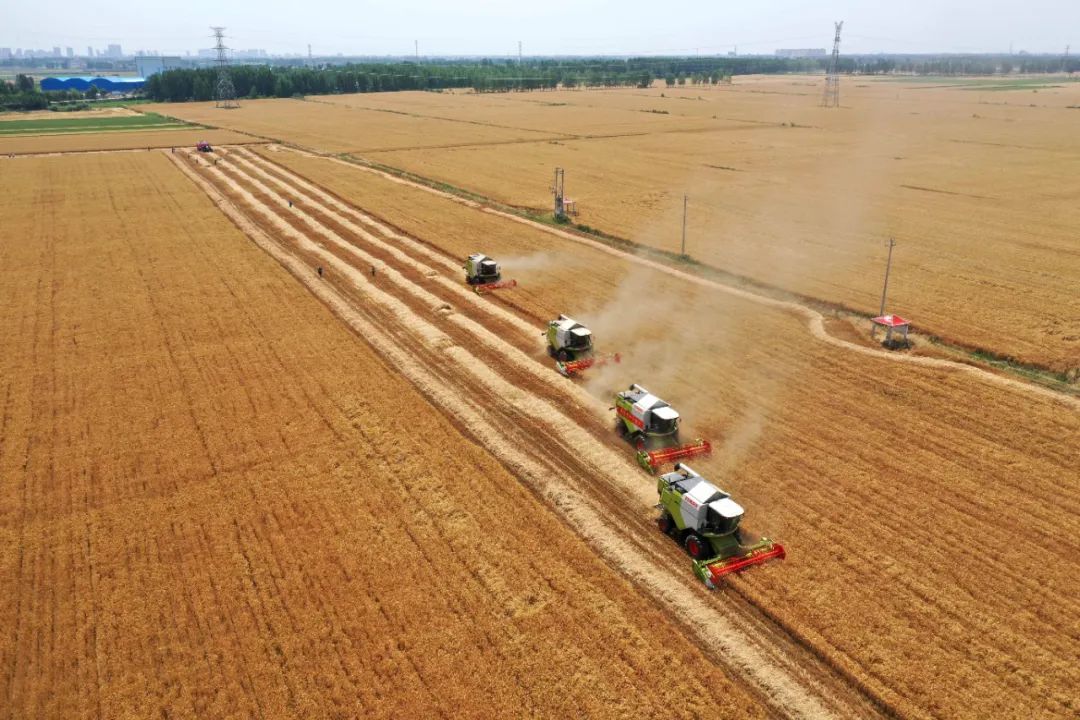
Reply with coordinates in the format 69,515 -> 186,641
317,266 -> 323,278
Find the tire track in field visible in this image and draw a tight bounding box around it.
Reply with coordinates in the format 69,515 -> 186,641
296,147 -> 1079,411
170,149 -> 897,720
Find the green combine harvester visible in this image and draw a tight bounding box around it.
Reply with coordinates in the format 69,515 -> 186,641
613,383 -> 711,471
656,463 -> 785,588
546,315 -> 593,362
544,314 -> 621,377
464,253 -> 517,294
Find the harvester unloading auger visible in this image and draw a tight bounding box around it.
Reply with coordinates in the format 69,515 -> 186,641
657,464 -> 785,588
545,315 -> 620,377
464,253 -> 517,294
613,384 -> 711,472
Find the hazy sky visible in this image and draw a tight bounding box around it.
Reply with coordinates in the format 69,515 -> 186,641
5,0 -> 1077,56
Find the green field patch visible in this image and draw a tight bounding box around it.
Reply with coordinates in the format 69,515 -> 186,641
0,113 -> 189,135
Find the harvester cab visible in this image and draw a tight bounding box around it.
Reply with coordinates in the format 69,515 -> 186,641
464,253 -> 517,294
656,464 -> 785,588
464,253 -> 500,284
546,315 -> 593,362
614,384 -> 680,449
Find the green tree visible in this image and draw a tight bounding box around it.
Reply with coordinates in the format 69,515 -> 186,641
16,74 -> 35,92
274,75 -> 294,98
193,76 -> 213,102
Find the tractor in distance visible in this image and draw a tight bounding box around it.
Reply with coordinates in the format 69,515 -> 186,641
656,463 -> 785,588
196,141 -> 213,152
613,384 -> 711,471
464,253 -> 517,294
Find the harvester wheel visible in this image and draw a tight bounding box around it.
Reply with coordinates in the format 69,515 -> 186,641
634,434 -> 646,451
657,513 -> 675,535
556,349 -> 570,362
615,419 -> 627,438
684,533 -> 711,561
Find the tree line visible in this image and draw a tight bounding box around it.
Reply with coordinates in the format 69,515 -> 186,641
142,55 -> 1080,102
0,74 -> 89,110
4,55 -> 1078,110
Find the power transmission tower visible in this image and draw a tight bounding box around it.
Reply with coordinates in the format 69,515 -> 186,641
821,21 -> 843,108
553,168 -> 566,220
211,27 -> 237,109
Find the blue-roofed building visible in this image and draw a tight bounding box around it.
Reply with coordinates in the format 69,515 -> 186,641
39,76 -> 147,93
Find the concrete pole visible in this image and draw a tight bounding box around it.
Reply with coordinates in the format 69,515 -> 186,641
680,194 -> 688,256
879,237 -> 896,316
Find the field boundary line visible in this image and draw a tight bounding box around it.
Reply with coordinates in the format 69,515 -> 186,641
305,147 -> 1079,411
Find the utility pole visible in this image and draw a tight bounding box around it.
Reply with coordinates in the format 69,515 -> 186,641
680,195 -> 688,256
879,237 -> 896,316
518,40 -> 522,66
415,40 -> 419,62
308,44 -> 312,65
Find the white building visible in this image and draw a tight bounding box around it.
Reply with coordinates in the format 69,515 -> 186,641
135,56 -> 185,77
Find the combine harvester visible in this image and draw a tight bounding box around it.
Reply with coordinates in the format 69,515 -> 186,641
196,141 -> 213,153
656,464 -> 785,588
545,315 -> 620,377
613,384 -> 711,472
464,253 -> 517,295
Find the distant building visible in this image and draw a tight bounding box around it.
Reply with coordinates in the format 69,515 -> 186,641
107,44 -> 123,58
66,47 -> 74,58
53,46 -> 61,57
0,48 -> 11,60
135,56 -> 185,77
775,48 -> 827,58
87,46 -> 94,57
40,76 -> 146,93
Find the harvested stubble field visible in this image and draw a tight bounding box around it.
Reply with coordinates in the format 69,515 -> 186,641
357,81 -> 1080,371
158,78 -> 1080,370
155,97 -> 559,153
0,152 -> 783,719
241,144 -> 1080,720
0,127 -> 252,155
4,75 -> 1079,720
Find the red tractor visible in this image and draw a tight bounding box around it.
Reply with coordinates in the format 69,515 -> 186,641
196,141 -> 213,153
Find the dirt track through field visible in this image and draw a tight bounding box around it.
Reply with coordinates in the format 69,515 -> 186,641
311,150 -> 1079,410
169,148 -> 898,719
